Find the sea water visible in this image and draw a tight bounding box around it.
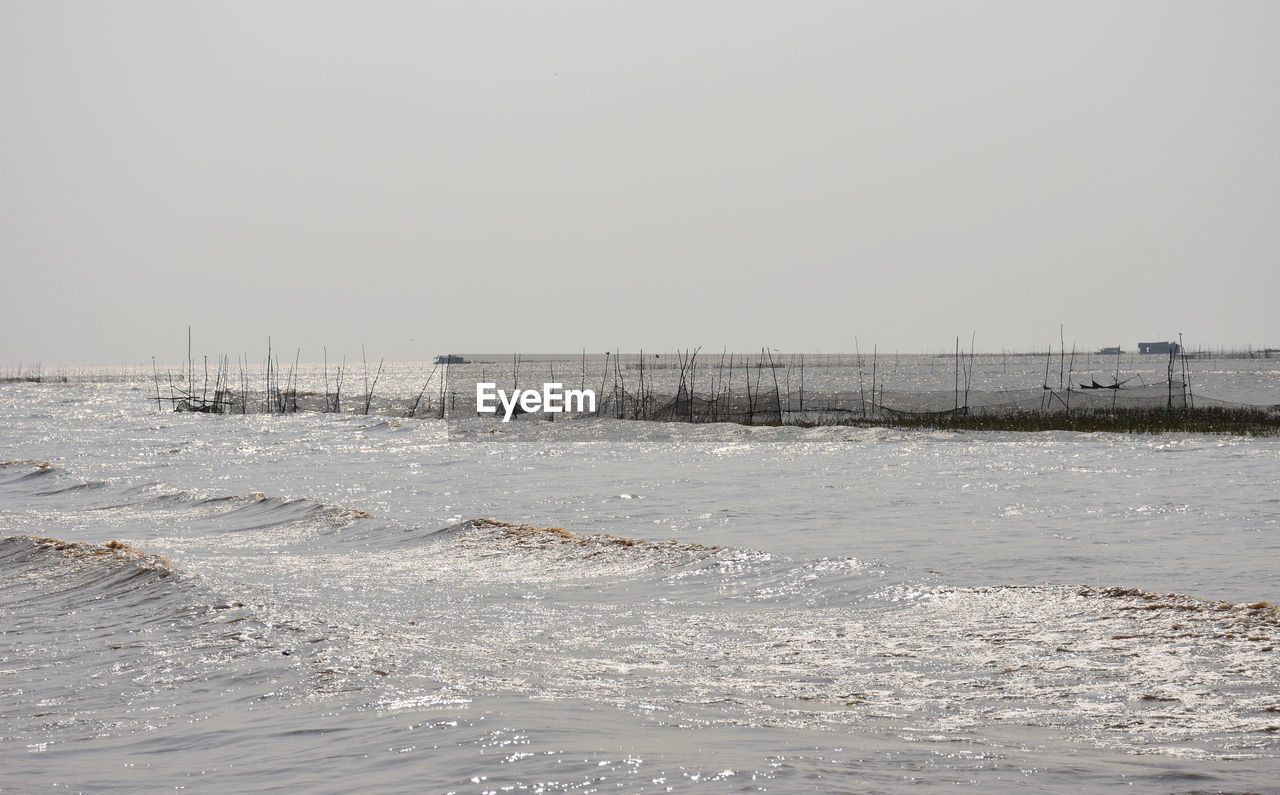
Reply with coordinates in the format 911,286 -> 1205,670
2,358 -> 1278,791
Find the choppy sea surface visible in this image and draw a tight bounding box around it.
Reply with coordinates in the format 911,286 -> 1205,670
2,357 -> 1278,792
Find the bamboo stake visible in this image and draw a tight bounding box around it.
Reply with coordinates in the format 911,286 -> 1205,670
335,357 -> 344,414
265,337 -> 273,414
953,336 -> 960,411
689,347 -> 700,422
725,352 -> 734,423
152,356 -> 162,412
365,356 -> 383,416
439,357 -> 448,419
1059,324 -> 1065,390
1066,344 -> 1076,416
855,337 -> 866,418
596,352 -> 610,417
765,347 -> 783,424
1180,332 -> 1194,408
411,363 -> 439,417
872,346 -> 878,417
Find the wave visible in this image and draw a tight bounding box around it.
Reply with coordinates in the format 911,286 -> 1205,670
0,533 -> 380,744
193,493 -> 373,532
427,517 -> 728,569
1075,585 -> 1279,639
0,534 -> 177,602
1,532 -> 266,745
879,582 -> 1279,638
0,535 -> 229,657
437,517 -> 723,553
483,579 -> 1277,752
101,488 -> 372,528
4,526 -> 1276,766
0,458 -> 55,485
313,517 -> 747,586
0,460 -> 373,549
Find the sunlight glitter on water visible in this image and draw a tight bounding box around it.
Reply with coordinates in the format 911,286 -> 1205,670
2,371 -> 1278,790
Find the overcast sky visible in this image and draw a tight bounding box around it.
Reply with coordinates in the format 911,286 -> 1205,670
3,1 -> 1277,365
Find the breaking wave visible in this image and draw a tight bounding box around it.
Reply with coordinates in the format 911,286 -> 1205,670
0,458 -> 56,484
0,460 -> 374,551
4,457 -> 1277,770
432,517 -> 722,554
0,533 -> 414,748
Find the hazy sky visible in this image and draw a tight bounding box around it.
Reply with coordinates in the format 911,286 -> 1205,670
3,1 -> 1277,365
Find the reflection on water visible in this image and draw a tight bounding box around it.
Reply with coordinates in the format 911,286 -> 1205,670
1,372 -> 1278,790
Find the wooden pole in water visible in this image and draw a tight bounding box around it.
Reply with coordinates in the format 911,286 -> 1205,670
369,357 -> 384,416
783,354 -> 791,415
597,352 -> 610,417
1066,344 -> 1076,416
290,348 -> 300,412
411,362 -> 438,417
266,337 -> 273,414
152,356 -> 162,412
963,332 -> 975,413
1179,332 -> 1194,408
871,346 -> 879,417
765,348 -> 783,424
713,348 -> 726,422
638,350 -> 645,420
1041,346 -> 1051,412
335,356 -> 344,414
954,336 -> 960,411
689,347 -> 700,423
725,352 -> 734,423
855,337 -> 865,418
1059,324 -> 1065,390
798,353 -> 805,413
613,350 -> 625,419
1112,347 -> 1121,413
439,358 -> 448,419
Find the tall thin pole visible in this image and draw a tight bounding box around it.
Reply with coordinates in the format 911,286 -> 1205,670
954,336 -> 960,411
1059,324 -> 1065,390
